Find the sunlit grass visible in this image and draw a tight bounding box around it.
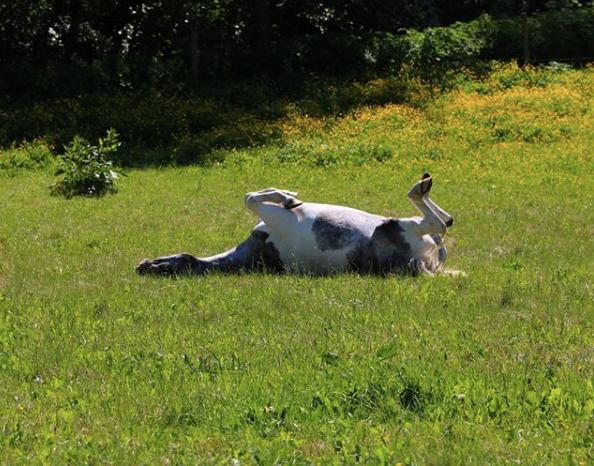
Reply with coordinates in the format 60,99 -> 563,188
1,65 -> 593,464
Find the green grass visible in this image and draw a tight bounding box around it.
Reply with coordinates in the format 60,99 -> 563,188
1,66 -> 593,464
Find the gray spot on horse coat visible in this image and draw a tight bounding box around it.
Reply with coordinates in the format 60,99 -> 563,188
312,213 -> 357,251
347,219 -> 412,274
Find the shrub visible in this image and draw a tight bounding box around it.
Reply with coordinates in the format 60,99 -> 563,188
396,15 -> 496,87
51,129 -> 121,198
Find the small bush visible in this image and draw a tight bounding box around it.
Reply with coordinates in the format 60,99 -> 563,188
397,15 -> 496,87
51,129 -> 121,198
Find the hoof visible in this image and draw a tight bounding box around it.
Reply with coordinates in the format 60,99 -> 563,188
284,197 -> 303,210
136,258 -> 152,275
419,174 -> 432,195
408,174 -> 433,199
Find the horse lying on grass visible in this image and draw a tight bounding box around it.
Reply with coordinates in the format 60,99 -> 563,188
136,173 -> 460,277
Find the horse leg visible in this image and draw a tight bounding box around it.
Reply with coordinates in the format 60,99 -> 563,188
407,173 -> 447,237
244,188 -> 302,233
245,187 -> 302,211
136,252 -> 207,276
136,223 -> 285,276
425,196 -> 453,228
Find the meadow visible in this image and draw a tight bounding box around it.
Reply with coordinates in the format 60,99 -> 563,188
1,65 -> 593,464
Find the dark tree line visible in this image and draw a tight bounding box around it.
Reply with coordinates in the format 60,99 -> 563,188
0,0 -> 592,97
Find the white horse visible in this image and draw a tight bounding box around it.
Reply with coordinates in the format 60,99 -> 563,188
136,173 -> 457,276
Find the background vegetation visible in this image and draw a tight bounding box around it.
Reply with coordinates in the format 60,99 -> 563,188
1,65 -> 593,464
1,1 -> 593,462
2,0 -> 594,94
2,1 -> 594,163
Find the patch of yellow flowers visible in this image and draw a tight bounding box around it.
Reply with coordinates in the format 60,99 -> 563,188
274,63 -> 593,169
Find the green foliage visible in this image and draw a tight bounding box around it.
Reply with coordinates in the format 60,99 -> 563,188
51,129 -> 121,198
396,15 -> 496,87
1,95 -> 287,167
1,65 -> 586,171
0,139 -> 53,172
461,62 -> 567,94
0,80 -> 412,167
376,340 -> 399,360
3,4 -> 593,168
490,7 -> 594,62
297,77 -> 415,117
1,96 -> 223,162
273,141 -> 393,167
1,1 -> 593,101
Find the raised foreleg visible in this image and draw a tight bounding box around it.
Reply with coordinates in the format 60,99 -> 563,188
424,192 -> 453,228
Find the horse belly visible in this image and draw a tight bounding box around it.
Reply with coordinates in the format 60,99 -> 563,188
261,203 -> 383,274
267,232 -> 350,274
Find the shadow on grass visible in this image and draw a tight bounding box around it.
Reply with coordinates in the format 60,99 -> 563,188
0,76 -> 420,168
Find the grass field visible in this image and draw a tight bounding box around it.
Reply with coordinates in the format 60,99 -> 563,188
1,65 -> 593,464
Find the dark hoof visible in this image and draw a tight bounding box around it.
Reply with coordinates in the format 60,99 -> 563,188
136,258 -> 175,276
136,258 -> 152,275
445,218 -> 454,227
422,172 -> 431,179
408,175 -> 433,199
284,198 -> 303,210
419,175 -> 432,195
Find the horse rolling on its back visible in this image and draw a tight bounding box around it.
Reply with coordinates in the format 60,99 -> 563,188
136,173 -> 459,276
